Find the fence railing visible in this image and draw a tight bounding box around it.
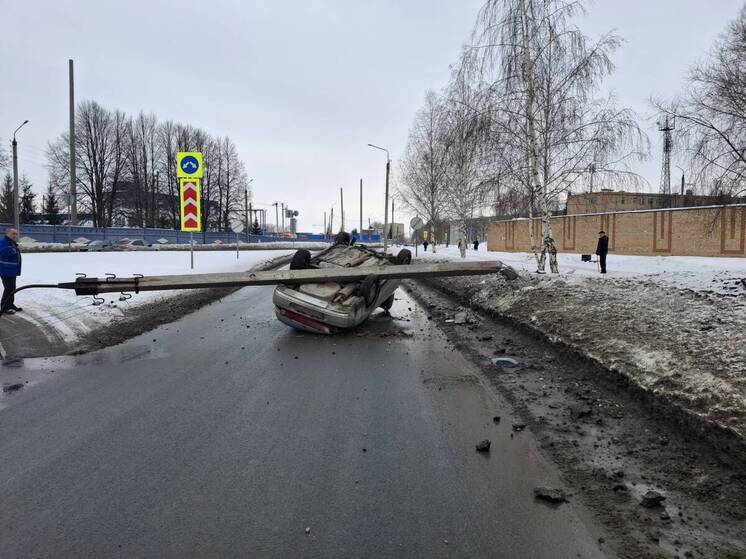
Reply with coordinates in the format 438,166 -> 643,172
8,224 -> 381,246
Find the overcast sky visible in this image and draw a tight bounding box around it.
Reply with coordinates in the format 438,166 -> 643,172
1,0 -> 743,232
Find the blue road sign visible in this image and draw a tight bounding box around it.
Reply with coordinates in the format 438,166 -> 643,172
180,155 -> 199,174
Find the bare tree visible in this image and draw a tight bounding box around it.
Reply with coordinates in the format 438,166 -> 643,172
399,90 -> 451,252
655,6 -> 746,200
47,100 -> 249,231
473,0 -> 648,271
441,52 -> 492,245
0,144 -> 9,170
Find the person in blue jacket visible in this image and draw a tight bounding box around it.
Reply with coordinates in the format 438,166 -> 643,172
0,228 -> 22,314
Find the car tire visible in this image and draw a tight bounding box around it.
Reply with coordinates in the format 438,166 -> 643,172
359,275 -> 380,306
335,231 -> 351,246
290,249 -> 312,270
394,249 -> 412,265
381,293 -> 395,311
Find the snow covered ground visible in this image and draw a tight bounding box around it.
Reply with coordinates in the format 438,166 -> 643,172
11,250 -> 293,344
403,244 -> 746,296
410,243 -> 746,440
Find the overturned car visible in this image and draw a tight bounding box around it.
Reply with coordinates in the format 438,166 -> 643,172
273,235 -> 412,334
43,236 -> 518,332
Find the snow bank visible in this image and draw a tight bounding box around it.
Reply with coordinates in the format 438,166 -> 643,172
402,244 -> 746,296
13,250 -> 293,344
412,244 -> 746,441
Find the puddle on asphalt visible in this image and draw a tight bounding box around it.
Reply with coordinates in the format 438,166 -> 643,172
1,344 -> 170,371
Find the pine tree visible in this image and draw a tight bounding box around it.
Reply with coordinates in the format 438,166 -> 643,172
44,183 -> 61,225
19,175 -> 35,224
0,173 -> 13,224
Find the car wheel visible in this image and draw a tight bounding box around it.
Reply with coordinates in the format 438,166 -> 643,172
359,275 -> 380,306
290,249 -> 312,270
335,231 -> 351,246
380,293 -> 395,311
394,249 -> 412,265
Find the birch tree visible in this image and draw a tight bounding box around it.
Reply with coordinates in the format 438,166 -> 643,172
399,90 -> 450,252
442,52 -> 491,244
473,0 -> 647,271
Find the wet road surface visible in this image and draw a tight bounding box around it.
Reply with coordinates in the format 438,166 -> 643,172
0,285 -> 606,558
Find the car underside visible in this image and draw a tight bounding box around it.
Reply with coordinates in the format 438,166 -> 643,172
273,238 -> 411,334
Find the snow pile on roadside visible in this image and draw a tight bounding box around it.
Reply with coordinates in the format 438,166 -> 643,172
13,250 -> 293,343
414,245 -> 746,440
405,243 -> 746,297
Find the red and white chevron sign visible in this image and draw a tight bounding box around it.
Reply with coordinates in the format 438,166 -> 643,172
180,178 -> 202,232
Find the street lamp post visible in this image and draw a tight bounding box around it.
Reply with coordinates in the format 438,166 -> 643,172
11,120 -> 29,231
367,143 -> 390,254
245,178 -> 253,241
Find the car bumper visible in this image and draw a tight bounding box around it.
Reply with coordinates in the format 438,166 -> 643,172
272,285 -> 364,331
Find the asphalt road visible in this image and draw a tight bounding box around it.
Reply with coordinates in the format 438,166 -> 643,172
0,285 -> 605,558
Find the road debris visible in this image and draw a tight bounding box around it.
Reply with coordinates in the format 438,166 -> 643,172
533,487 -> 568,504
2,383 -> 24,393
512,422 -> 526,432
475,439 -> 491,452
639,490 -> 666,508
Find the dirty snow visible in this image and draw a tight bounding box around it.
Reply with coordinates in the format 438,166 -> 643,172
404,243 -> 746,296
10,250 -> 293,344
411,243 -> 746,440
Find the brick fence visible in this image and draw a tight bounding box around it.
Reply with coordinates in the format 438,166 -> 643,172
487,204 -> 746,257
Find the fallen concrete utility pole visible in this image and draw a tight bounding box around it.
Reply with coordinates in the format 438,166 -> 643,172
55,260 -> 518,296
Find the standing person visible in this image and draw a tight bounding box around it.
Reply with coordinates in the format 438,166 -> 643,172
458,238 -> 467,258
423,239 -> 429,252
595,230 -> 609,274
0,228 -> 22,314
473,239 -> 479,251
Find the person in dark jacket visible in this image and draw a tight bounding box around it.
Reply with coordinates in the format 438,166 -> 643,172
473,239 -> 479,251
423,239 -> 429,252
595,230 -> 609,274
0,228 -> 22,314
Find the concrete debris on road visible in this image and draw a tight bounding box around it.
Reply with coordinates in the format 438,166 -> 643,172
2,383 -> 24,393
639,490 -> 666,508
475,439 -> 491,452
533,487 -> 568,504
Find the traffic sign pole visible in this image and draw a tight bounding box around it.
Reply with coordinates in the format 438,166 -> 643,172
176,152 -> 203,270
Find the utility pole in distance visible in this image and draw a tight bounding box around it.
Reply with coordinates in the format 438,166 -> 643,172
367,143 -> 390,254
11,120 -> 29,231
391,199 -> 395,242
340,187 -> 345,232
359,178 -> 363,237
244,178 -> 253,240
69,59 -> 77,225
272,202 -> 279,235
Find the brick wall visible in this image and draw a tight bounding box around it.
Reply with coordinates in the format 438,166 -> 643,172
487,205 -> 746,257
